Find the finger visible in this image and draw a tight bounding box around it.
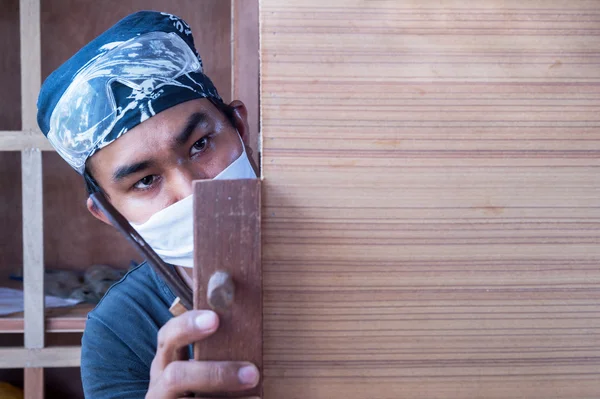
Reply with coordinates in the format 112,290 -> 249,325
151,310 -> 219,374
153,361 -> 260,398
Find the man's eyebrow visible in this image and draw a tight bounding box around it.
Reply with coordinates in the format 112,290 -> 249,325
172,112 -> 210,147
112,160 -> 154,182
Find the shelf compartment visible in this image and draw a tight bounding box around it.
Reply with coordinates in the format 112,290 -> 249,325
0,304 -> 93,334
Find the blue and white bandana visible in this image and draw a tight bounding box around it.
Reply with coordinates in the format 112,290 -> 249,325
37,11 -> 222,173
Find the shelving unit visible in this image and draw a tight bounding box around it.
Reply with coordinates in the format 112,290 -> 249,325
0,11 -> 105,391
0,1 -> 70,397
0,277 -> 92,334
0,305 -> 93,334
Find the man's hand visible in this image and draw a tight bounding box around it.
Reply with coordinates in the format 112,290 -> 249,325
146,310 -> 260,399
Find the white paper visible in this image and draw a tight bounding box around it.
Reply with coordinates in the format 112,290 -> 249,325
0,287 -> 82,316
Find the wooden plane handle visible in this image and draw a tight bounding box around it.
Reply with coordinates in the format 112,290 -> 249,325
193,179 -> 262,398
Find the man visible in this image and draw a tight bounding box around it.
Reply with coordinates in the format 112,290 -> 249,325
37,11 -> 259,398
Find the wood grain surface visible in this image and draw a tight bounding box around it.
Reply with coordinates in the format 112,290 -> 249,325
193,179 -> 262,398
260,1 -> 600,398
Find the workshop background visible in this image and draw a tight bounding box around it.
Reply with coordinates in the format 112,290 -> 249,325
2,0 -> 600,398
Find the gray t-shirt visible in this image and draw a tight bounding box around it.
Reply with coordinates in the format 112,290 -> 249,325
81,262 -> 180,398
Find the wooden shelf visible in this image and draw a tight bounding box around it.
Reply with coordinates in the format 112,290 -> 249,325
0,303 -> 93,334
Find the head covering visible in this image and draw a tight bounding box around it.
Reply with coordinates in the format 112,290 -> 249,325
37,11 -> 222,174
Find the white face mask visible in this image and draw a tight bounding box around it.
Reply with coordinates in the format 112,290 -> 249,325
131,134 -> 256,267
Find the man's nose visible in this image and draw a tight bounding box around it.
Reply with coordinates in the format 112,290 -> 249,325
169,166 -> 206,201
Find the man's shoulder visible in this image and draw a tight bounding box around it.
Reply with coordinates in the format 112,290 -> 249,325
84,262 -> 175,348
87,261 -> 174,324
84,261 -> 175,350
81,262 -> 175,398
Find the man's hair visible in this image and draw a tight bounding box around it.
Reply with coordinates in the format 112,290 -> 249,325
84,98 -> 236,196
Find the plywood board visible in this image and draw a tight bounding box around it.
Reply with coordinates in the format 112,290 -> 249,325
260,1 -> 600,398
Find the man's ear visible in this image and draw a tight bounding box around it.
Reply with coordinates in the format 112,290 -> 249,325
86,197 -> 112,226
229,100 -> 250,145
228,99 -> 259,173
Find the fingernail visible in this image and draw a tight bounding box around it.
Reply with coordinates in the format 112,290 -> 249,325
238,364 -> 259,386
194,312 -> 216,331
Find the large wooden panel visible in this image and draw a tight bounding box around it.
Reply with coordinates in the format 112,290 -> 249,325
260,1 -> 600,398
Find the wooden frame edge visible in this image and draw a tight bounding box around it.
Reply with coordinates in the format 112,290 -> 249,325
0,347 -> 81,368
232,0 -> 260,169
0,131 -> 54,151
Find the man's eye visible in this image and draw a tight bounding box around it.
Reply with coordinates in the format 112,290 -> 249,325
190,136 -> 209,156
133,175 -> 157,190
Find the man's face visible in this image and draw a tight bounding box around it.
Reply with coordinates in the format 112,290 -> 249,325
86,98 -> 249,224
